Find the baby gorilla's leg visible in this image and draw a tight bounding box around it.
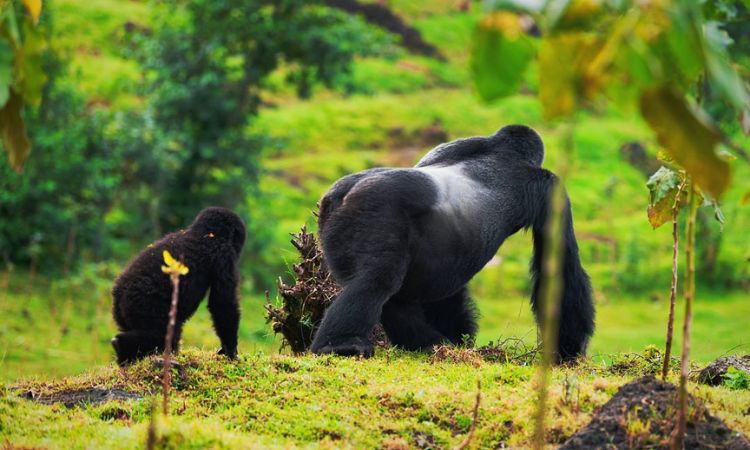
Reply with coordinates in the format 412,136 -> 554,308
112,329 -> 165,366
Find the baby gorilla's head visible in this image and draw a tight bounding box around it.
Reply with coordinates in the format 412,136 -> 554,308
190,207 -> 246,253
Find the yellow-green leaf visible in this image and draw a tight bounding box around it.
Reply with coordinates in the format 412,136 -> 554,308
0,91 -> 30,172
646,166 -> 683,229
640,86 -> 730,199
162,249 -> 189,276
741,190 -> 750,206
539,32 -> 603,119
22,0 -> 42,25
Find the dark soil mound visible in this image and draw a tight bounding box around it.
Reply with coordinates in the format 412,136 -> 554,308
324,0 -> 444,60
21,388 -> 140,408
696,355 -> 750,386
560,376 -> 750,449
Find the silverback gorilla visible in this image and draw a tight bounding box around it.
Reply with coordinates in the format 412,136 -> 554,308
310,125 -> 594,362
111,207 -> 246,365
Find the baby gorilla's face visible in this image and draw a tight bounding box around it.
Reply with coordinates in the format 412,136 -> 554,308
191,207 -> 247,254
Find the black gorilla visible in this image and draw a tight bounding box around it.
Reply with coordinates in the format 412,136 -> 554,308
111,207 -> 246,365
310,125 -> 594,362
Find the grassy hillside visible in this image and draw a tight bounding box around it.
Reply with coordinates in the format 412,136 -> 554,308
2,350 -> 749,449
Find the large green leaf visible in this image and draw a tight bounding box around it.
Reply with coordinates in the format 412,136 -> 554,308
470,12 -> 535,102
646,166 -> 684,229
0,90 -> 31,171
640,86 -> 730,199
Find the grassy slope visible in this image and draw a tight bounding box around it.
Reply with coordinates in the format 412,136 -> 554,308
2,350 -> 749,449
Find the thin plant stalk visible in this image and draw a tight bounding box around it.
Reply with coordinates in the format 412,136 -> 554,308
454,380 -> 481,450
671,184 -> 698,450
162,273 -> 180,415
532,121 -> 574,449
146,397 -> 157,450
662,179 -> 686,381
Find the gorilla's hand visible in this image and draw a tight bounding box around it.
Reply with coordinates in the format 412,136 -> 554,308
311,335 -> 374,358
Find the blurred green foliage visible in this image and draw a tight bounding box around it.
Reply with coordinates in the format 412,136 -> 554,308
1,0 -> 391,284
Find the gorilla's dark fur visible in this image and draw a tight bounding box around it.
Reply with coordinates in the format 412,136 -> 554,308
111,207 -> 246,365
310,125 -> 594,362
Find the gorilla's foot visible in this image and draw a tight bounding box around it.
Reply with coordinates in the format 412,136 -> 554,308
311,335 -> 374,357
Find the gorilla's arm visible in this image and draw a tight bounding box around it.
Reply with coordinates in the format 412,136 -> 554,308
208,254 -> 240,359
524,169 -> 595,362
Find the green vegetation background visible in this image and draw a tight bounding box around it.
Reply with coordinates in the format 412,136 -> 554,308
1,0 -> 748,383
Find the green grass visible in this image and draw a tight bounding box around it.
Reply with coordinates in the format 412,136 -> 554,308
2,349 -> 749,449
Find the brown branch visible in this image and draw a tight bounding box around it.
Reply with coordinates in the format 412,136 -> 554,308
146,397 -> 157,450
671,184 -> 698,449
662,178 -> 686,381
162,273 -> 180,415
454,380 -> 481,450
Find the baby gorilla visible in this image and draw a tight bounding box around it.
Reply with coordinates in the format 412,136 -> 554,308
111,207 -> 246,365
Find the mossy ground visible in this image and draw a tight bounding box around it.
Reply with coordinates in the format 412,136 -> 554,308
2,349 -> 749,449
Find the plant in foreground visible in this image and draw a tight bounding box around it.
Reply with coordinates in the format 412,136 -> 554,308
159,249 -> 189,415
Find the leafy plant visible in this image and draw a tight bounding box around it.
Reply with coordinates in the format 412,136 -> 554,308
722,366 -> 750,390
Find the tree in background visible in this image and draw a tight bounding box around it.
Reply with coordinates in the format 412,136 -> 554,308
0,43 -> 122,270
124,0 -> 389,233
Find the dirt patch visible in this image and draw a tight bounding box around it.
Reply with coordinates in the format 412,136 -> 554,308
560,376 -> 750,449
619,141 -> 661,178
384,122 -> 449,166
324,0 -> 444,60
20,388 -> 140,408
696,355 -> 750,386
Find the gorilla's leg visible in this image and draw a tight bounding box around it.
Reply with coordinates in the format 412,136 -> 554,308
311,278 -> 396,356
112,330 -> 164,365
381,299 -> 448,350
313,171 -> 435,357
423,287 -> 479,345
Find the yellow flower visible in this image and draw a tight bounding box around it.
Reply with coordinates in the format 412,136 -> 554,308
161,250 -> 189,276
